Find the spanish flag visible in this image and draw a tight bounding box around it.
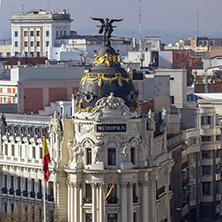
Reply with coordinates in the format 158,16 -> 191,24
104,182 -> 115,201
43,130 -> 51,182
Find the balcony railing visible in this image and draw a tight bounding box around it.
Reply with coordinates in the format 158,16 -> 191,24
23,190 -> 28,197
30,191 -> 35,198
37,192 -> 42,199
9,188 -> 14,195
107,197 -> 118,204
2,187 -> 7,194
16,189 -> 21,196
47,195 -> 54,202
83,197 -> 92,204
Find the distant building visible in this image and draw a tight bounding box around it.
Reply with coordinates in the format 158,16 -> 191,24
10,9 -> 73,57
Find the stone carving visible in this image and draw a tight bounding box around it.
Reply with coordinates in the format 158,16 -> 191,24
161,108 -> 167,124
50,111 -> 61,133
129,122 -> 138,133
80,123 -> 93,134
94,141 -> 104,163
92,93 -> 129,115
137,140 -> 148,161
67,138 -> 83,163
121,142 -> 130,162
147,109 -> 154,130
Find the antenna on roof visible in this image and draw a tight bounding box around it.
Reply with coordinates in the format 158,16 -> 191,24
196,11 -> 199,37
47,2 -> 49,11
137,0 -> 142,51
22,4 -> 24,14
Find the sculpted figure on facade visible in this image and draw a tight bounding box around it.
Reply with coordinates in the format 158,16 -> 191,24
137,140 -> 148,161
67,138 -> 83,163
161,108 -> 167,125
121,142 -> 130,162
147,109 -> 155,130
50,111 -> 61,133
91,93 -> 130,115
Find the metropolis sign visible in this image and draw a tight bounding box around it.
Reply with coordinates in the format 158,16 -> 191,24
96,124 -> 126,132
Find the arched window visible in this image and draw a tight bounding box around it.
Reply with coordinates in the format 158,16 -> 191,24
108,148 -> 116,165
130,148 -> 136,164
86,148 -> 92,165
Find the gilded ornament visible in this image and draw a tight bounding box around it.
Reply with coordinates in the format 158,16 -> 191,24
92,53 -> 120,67
80,72 -> 133,87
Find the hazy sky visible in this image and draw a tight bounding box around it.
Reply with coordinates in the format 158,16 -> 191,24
0,0 -> 222,36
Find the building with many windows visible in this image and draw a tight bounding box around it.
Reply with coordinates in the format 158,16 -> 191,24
10,9 -> 73,57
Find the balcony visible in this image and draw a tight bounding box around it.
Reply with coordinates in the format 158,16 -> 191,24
47,195 -> 54,202
9,188 -> 14,195
107,197 -> 118,204
23,190 -> 28,197
2,187 -> 7,194
30,191 -> 35,198
37,192 -> 42,199
133,196 -> 138,203
16,189 -> 21,196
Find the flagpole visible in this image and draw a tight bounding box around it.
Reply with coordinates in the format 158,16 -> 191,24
43,180 -> 47,222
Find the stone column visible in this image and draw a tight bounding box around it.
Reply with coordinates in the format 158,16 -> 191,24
141,180 -> 148,222
99,183 -> 104,222
79,183 -> 83,222
120,182 -> 127,222
67,181 -> 71,222
128,182 -> 133,222
74,182 -> 79,222
148,177 -> 156,222
70,182 -> 74,222
91,183 -> 97,222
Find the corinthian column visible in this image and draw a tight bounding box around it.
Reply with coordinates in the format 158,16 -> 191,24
91,183 -> 97,222
74,182 -> 80,222
70,182 -> 74,222
141,180 -> 148,222
120,181 -> 127,222
98,183 -> 104,222
128,182 -> 133,222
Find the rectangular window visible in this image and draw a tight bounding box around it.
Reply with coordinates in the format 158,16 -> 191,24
56,31 -> 58,37
107,184 -> 117,204
4,175 -> 7,188
216,149 -> 221,158
107,213 -> 118,222
108,148 -> 116,165
36,31 -> 40,36
37,41 -> 40,47
11,144 -> 14,156
32,146 -> 35,159
60,30 -> 62,36
10,176 -> 14,189
5,144 -> 8,155
17,177 -> 21,190
201,136 -> 211,142
15,42 -> 18,47
202,166 -> 211,175
201,116 -> 211,125
30,41 -> 34,47
14,31 -> 18,37
86,213 -> 92,222
40,147 -> 43,159
24,42 -> 28,47
7,52 -> 10,57
86,148 -> 92,165
30,31 -> 34,36
46,31 -> 49,37
46,41 -> 49,47
202,182 -> 210,195
24,31 -> 28,37
202,150 -> 211,159
170,96 -> 174,104
84,183 -> 92,203
37,52 -> 40,57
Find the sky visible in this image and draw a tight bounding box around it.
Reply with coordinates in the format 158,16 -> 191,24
0,0 -> 222,40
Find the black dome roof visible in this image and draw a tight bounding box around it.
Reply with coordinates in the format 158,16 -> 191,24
76,44 -> 139,113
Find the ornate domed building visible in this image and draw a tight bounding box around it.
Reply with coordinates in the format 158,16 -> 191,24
65,18 -> 173,222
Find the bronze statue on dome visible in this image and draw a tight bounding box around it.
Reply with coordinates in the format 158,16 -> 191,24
91,17 -> 123,45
